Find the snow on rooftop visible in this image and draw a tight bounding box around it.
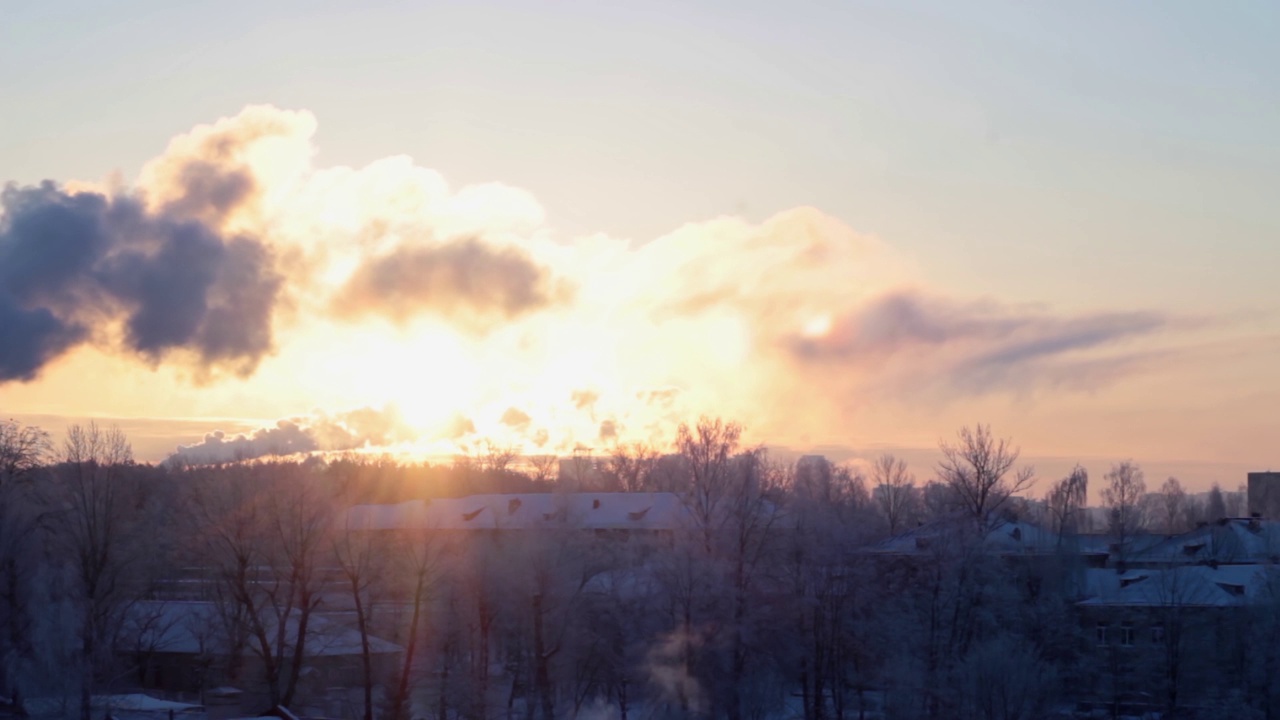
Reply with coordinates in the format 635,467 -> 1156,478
1125,518 -> 1280,566
345,492 -> 695,531
1079,564 -> 1280,608
865,515 -> 1062,556
122,601 -> 401,657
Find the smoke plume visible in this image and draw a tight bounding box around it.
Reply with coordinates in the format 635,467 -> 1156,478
169,405 -> 411,465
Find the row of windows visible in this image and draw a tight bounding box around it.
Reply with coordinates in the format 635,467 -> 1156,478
1096,622 -> 1165,646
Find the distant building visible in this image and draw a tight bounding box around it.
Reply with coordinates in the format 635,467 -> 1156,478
345,492 -> 694,533
1248,471 -> 1280,518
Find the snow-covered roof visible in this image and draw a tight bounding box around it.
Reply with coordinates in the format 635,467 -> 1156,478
345,492 -> 695,532
94,695 -> 205,713
865,515 -> 1064,556
122,601 -> 401,657
1124,518 -> 1280,566
1078,565 -> 1280,608
24,695 -> 205,720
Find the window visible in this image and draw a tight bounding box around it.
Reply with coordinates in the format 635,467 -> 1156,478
1120,623 -> 1135,646
1152,624 -> 1166,644
1096,622 -> 1109,646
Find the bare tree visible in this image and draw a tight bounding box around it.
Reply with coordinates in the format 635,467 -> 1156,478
388,527 -> 442,720
871,454 -> 917,535
606,443 -> 658,493
675,417 -> 744,552
528,455 -> 559,485
0,420 -> 51,709
189,467 -> 281,702
480,441 -> 519,474
1205,483 -> 1227,522
0,420 -> 50,491
1158,477 -> 1188,535
1227,483 -> 1248,519
41,423 -> 143,720
189,462 -> 333,708
936,425 -> 1035,532
334,520 -> 384,720
1045,465 -> 1089,539
717,450 -> 783,720
1102,461 -> 1147,568
267,466 -> 334,707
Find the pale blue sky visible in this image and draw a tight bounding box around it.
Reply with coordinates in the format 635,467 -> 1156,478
3,2 -> 1276,316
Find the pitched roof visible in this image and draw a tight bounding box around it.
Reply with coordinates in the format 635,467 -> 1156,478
1124,518 -> 1280,566
864,515 -> 1063,556
1078,565 -> 1280,608
122,601 -> 401,657
345,492 -> 695,531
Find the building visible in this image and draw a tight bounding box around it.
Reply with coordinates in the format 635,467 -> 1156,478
344,492 -> 694,533
118,601 -> 402,710
1247,471 -> 1280,519
1076,564 -> 1280,715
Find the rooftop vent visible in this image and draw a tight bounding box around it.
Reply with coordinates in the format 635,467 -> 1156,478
593,499 -> 601,510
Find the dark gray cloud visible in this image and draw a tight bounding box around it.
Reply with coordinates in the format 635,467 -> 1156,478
787,290 -> 1170,396
168,405 -> 410,465
0,182 -> 282,382
0,295 -> 86,381
333,237 -> 559,328
157,162 -> 255,227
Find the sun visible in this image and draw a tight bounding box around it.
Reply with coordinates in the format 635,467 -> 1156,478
802,314 -> 833,338
287,320 -> 482,438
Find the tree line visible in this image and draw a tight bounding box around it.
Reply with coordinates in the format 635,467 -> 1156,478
0,417 -> 1260,720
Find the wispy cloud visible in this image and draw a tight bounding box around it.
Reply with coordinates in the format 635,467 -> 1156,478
785,291 -> 1171,397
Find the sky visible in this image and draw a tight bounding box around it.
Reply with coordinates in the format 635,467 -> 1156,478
1,1 -> 1277,491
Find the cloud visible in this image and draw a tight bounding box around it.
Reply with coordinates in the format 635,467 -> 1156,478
332,237 -> 561,328
785,290 -> 1170,397
137,105 -> 316,230
599,419 -> 618,440
0,182 -> 282,382
500,407 -> 533,430
443,414 -> 477,440
168,405 -> 410,465
571,389 -> 600,411
5,104 -> 1209,458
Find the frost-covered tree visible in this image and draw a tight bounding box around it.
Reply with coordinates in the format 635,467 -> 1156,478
937,425 -> 1035,532
872,454 -> 918,535
1103,461 -> 1147,568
